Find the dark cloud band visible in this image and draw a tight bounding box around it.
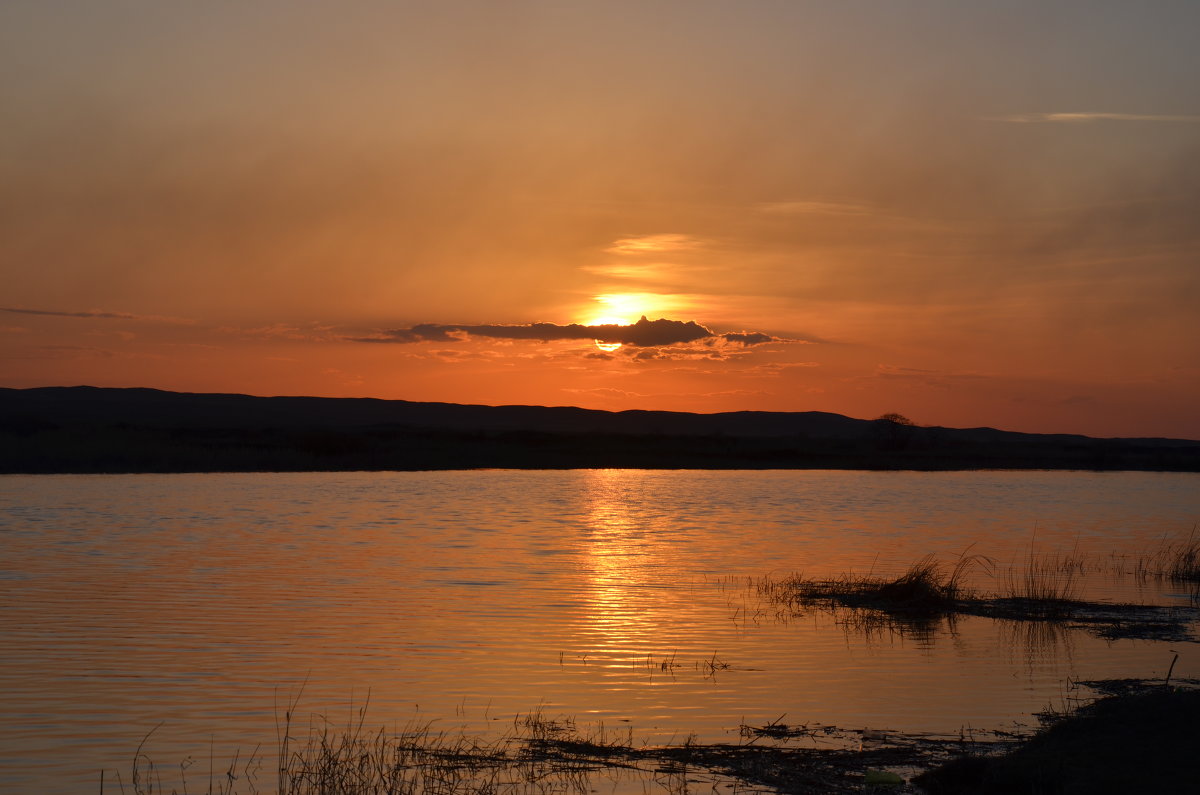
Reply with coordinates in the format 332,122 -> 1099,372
0,306 -> 193,324
1,306 -> 137,319
351,316 -> 779,347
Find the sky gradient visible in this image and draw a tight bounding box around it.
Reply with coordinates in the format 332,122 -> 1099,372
3,1 -> 1198,438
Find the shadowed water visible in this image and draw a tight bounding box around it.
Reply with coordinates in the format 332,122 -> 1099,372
1,469 -> 1197,793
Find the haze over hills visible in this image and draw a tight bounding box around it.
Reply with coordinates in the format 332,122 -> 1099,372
2,386 -> 1198,473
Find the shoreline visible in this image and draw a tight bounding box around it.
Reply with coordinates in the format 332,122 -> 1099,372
109,677 -> 1199,795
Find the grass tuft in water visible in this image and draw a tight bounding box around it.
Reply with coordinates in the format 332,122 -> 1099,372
757,550 -> 1199,642
1135,530 -> 1200,583
998,551 -> 1082,614
759,552 -> 993,614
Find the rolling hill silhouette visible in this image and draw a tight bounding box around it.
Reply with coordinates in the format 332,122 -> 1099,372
2,386 -> 1198,473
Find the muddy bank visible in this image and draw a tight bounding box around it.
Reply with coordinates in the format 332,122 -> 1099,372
915,680 -> 1200,794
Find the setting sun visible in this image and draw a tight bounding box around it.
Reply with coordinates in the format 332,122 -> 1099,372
583,294 -> 648,351
584,294 -> 654,326
590,333 -> 624,353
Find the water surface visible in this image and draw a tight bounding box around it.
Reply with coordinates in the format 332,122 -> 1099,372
2,470 -> 1197,793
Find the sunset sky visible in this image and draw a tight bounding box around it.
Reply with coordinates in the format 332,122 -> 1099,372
3,1 -> 1198,439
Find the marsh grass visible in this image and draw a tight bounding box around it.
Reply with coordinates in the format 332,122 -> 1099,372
273,700 -> 644,795
758,552 -> 993,615
110,677 -> 1200,795
1085,530 -> 1200,586
113,699 -> 897,795
997,550 -> 1083,615
753,553 -> 994,641
120,705 -> 640,795
1134,530 -> 1200,583
757,549 -> 1199,642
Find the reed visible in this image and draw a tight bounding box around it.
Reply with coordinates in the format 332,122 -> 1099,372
999,552 -> 1082,604
117,700 -> 646,795
1134,530 -> 1200,582
274,705 -> 624,795
1167,537 -> 1200,581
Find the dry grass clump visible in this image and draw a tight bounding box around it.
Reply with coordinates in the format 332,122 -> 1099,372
876,554 -> 982,606
765,547 -> 1085,620
759,553 -> 992,614
756,548 -> 1200,638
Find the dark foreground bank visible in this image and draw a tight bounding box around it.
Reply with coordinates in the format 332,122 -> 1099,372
915,683 -> 1200,795
5,386 -> 1200,473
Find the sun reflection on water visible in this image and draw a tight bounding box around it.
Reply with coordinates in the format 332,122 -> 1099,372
578,470 -> 687,660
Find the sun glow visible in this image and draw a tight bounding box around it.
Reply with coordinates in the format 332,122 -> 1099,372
589,294 -> 648,324
578,292 -> 694,352
583,294 -> 647,352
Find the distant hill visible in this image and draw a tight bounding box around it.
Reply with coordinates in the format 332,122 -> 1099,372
2,386 -> 1198,473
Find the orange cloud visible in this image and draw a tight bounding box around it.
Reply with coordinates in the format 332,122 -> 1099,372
605,234 -> 703,256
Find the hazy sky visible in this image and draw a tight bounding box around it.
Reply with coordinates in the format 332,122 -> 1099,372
3,1 -> 1198,438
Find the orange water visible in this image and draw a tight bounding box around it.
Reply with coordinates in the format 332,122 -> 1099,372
1,470 -> 1197,792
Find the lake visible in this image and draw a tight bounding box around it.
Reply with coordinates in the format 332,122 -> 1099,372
2,469 -> 1198,793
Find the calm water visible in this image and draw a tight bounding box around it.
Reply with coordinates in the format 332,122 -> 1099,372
2,470 -> 1198,793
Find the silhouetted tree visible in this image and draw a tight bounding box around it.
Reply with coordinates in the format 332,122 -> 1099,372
873,413 -> 916,451
875,412 -> 914,426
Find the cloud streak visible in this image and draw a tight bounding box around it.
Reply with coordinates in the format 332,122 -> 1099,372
605,234 -> 703,255
1,306 -> 139,319
351,316 -> 781,348
0,306 -> 192,323
990,112 -> 1200,124
757,200 -> 876,216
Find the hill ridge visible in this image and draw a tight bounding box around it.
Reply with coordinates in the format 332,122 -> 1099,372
2,386 -> 1198,473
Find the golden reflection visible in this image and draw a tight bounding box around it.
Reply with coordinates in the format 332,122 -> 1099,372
579,470 -> 680,656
